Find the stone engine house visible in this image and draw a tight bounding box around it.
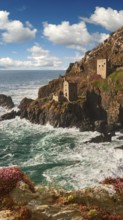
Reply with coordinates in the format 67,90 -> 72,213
97,59 -> 108,79
63,80 -> 77,101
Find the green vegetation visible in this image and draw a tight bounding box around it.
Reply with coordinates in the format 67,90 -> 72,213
109,70 -> 123,81
93,70 -> 123,92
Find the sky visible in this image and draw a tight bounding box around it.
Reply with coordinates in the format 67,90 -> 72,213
0,0 -> 123,70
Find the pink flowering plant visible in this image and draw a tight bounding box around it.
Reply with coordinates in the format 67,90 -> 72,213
101,177 -> 123,196
0,166 -> 35,195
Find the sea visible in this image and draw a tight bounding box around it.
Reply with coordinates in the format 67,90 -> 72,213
0,70 -> 123,190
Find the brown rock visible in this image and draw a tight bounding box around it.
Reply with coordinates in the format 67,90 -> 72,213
0,94 -> 14,109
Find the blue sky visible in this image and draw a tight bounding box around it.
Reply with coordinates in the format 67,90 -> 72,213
0,0 -> 123,69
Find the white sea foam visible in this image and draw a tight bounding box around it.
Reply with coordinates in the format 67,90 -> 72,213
1,115 -> 123,189
0,70 -> 123,190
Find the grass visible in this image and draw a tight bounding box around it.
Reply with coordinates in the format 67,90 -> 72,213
93,71 -> 123,92
108,70 -> 123,81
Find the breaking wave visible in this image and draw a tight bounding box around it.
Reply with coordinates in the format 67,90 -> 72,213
0,70 -> 123,190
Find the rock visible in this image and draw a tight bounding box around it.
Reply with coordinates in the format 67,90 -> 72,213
19,97 -> 34,110
118,136 -> 123,140
0,94 -> 14,109
79,119 -> 94,132
10,181 -> 37,205
86,133 -> 112,143
38,78 -> 63,99
21,99 -> 89,128
0,167 -> 123,219
19,97 -> 34,118
115,145 -> 123,150
29,204 -> 82,220
86,89 -> 107,121
94,120 -> 107,133
0,210 -> 16,220
78,185 -> 123,215
0,110 -> 20,121
0,208 -> 31,220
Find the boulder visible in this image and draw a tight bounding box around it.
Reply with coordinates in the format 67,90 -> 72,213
0,110 -> 20,121
0,94 -> 14,109
19,97 -> 34,118
85,133 -> 112,143
118,136 -> 123,140
19,97 -> 34,110
115,145 -> 123,150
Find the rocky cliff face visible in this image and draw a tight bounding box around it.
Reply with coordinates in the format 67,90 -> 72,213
38,78 -> 63,99
1,27 -> 123,133
66,27 -> 123,76
19,78 -> 123,133
19,97 -> 93,130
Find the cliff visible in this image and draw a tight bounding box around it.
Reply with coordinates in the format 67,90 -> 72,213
2,26 -> 123,134
66,26 -> 123,76
35,26 -> 123,132
0,166 -> 123,220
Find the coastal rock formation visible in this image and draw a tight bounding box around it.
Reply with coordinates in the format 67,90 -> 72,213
19,97 -> 34,110
85,133 -> 112,143
3,26 -> 123,135
0,94 -> 14,109
0,110 -> 20,121
66,26 -> 123,76
0,167 -> 123,220
25,27 -> 123,133
19,97 -> 34,118
38,78 -> 63,99
20,98 -> 90,128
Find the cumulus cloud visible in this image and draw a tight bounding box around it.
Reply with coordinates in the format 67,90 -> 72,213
81,7 -> 123,31
0,10 -> 37,43
43,20 -> 108,51
43,21 -> 91,49
92,32 -> 109,43
25,21 -> 33,29
27,44 -> 62,68
0,44 -> 63,69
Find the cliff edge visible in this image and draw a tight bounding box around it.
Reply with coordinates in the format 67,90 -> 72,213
66,26 -> 123,76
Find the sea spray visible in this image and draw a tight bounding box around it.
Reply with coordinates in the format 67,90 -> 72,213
0,70 -> 123,190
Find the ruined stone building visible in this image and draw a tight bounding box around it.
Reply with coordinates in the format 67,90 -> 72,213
53,91 -> 64,102
63,80 -> 77,101
97,59 -> 108,79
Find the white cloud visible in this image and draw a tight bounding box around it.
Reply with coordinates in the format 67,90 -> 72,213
43,20 -> 108,51
81,7 -> 123,31
25,21 -> 33,29
27,44 -> 62,68
92,32 -> 109,43
43,21 -> 91,50
0,44 -> 63,69
0,10 -> 37,43
27,44 -> 49,58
